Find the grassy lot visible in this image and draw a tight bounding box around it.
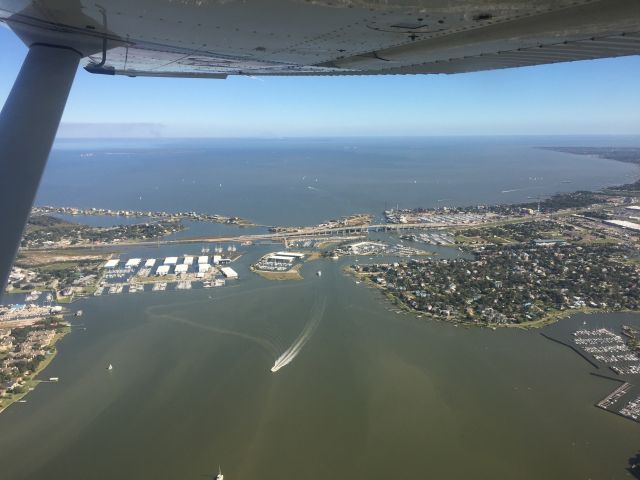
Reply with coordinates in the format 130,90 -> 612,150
577,237 -> 619,245
15,249 -> 109,268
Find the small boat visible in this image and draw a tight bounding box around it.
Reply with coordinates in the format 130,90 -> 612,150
316,270 -> 322,277
107,364 -> 113,371
75,310 -> 83,317
216,466 -> 224,480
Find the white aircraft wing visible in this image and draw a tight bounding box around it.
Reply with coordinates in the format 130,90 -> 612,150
1,0 -> 640,78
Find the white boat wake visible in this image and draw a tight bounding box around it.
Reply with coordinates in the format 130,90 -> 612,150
271,296 -> 326,373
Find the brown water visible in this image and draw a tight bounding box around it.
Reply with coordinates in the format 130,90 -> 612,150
0,252 -> 638,479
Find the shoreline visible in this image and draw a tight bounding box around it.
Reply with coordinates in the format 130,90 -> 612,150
350,268 -> 640,331
0,324 -> 70,414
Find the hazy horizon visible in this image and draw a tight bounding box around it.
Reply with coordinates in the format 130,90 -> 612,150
51,130 -> 640,140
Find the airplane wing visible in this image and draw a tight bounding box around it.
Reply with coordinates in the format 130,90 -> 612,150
1,0 -> 639,78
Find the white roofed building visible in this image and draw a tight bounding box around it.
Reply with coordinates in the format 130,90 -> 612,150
144,258 -> 156,268
156,265 -> 170,276
104,259 -> 119,269
164,257 -> 178,265
212,255 -> 221,265
198,256 -> 209,264
198,263 -> 211,273
267,255 -> 295,264
125,258 -> 142,268
220,267 -> 238,279
175,264 -> 188,274
605,219 -> 640,232
183,256 -> 194,265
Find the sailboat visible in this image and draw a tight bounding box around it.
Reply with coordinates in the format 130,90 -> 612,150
107,364 -> 113,371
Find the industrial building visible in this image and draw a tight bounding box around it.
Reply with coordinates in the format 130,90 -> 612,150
220,267 -> 238,279
125,258 -> 142,268
156,265 -> 170,276
254,250 -> 304,273
266,255 -> 295,265
164,257 -> 178,265
605,219 -> 640,232
104,259 -> 119,269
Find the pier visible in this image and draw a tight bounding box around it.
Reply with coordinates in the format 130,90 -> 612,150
539,332 -> 600,369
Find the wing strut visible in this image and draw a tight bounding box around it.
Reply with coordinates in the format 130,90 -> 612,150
0,44 -> 81,296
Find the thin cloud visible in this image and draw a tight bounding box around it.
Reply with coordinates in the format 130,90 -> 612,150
57,123 -> 166,138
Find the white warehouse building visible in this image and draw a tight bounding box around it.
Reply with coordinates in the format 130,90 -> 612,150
267,255 -> 295,264
220,267 -> 238,279
156,265 -> 170,276
125,258 -> 142,268
175,264 -> 189,274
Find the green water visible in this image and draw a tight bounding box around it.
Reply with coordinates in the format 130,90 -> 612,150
0,251 -> 639,479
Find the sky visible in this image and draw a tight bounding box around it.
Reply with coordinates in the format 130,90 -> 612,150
1,25 -> 640,137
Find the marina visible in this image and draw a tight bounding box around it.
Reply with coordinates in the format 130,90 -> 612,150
572,328 -> 640,375
401,231 -> 456,246
330,240 -> 431,258
253,251 -> 306,273
567,327 -> 640,423
98,253 -> 239,296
